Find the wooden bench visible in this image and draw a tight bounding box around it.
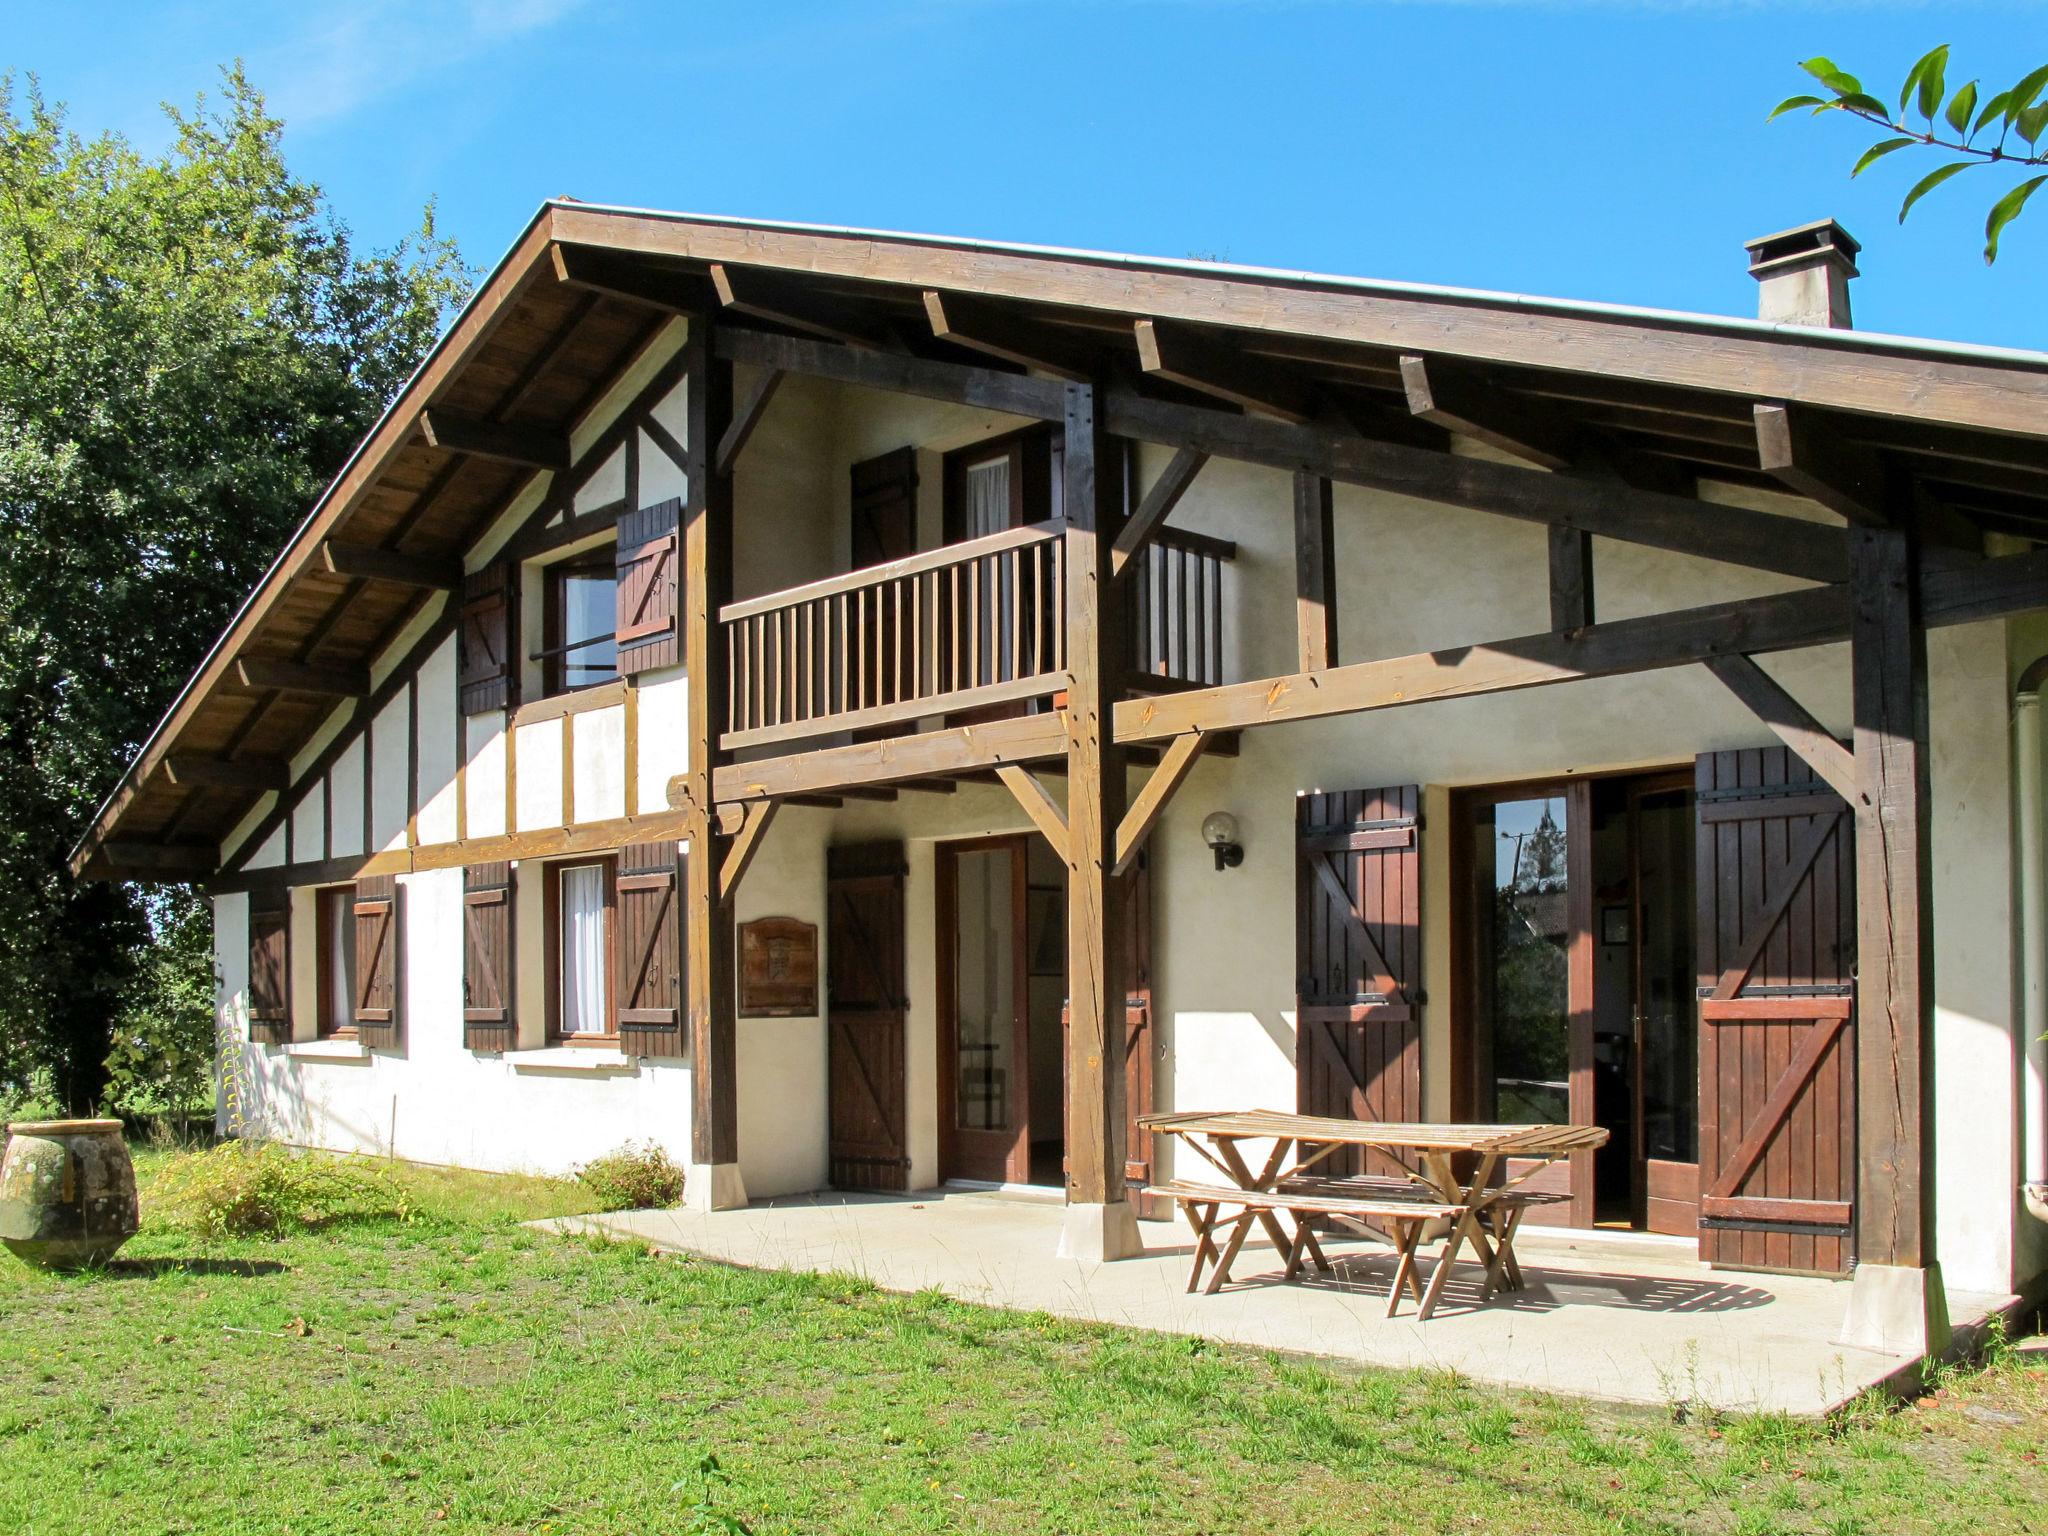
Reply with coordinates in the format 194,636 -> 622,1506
1278,1175 -> 1571,1303
1144,1178 -> 1459,1309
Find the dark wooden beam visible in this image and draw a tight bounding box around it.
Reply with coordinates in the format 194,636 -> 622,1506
164,755 -> 290,793
1117,584 -> 1854,744
716,326 -> 1065,422
1111,448 -> 1208,578
1061,377 -> 1131,1215
1293,471 -> 1338,670
1134,318 -> 1318,424
1400,354 -> 1576,471
710,262 -> 890,349
714,368 -> 785,476
234,656 -> 370,698
550,243 -> 713,313
1549,525 -> 1595,631
319,540 -> 462,591
1400,353 -> 1690,494
682,326 -> 740,1179
1849,526 -> 1934,1271
1702,654 -> 1857,802
922,290 -> 1094,381
101,842 -> 214,877
417,409 -> 570,471
1103,387 -> 1848,584
1755,402 -> 1893,528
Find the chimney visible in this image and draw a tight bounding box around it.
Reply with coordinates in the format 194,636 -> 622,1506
1744,219 -> 1859,329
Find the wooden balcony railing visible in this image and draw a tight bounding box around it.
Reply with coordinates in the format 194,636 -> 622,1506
1130,527 -> 1232,691
720,519 -> 1233,752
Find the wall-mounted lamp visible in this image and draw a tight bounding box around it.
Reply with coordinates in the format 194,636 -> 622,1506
1201,811 -> 1244,871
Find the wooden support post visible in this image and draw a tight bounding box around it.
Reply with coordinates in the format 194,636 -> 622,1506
1842,523 -> 1948,1355
1057,378 -> 1140,1260
1293,471 -> 1337,672
681,323 -> 746,1209
1548,525 -> 1594,632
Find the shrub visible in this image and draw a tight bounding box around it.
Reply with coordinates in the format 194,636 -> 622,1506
575,1141 -> 686,1211
149,1141 -> 416,1238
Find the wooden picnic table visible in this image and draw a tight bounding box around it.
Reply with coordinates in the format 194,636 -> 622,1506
1139,1109 -> 1610,1318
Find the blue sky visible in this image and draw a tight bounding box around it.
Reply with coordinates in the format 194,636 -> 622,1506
14,3 -> 2048,349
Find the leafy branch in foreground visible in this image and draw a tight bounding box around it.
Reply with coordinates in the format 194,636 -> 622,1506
1772,47 -> 2048,262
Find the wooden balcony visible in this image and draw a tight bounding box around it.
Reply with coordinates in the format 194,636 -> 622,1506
720,520 -> 1233,753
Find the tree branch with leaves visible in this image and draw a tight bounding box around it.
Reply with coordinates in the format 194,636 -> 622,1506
1773,48 -> 2048,263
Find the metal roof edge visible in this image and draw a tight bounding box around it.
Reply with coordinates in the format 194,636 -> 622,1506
549,199 -> 2048,373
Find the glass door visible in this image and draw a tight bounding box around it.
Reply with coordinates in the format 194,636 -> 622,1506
938,837 -> 1032,1184
1631,779 -> 1701,1235
1458,780 -> 1594,1224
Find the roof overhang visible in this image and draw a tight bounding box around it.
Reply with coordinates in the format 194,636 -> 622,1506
72,200 -> 2048,881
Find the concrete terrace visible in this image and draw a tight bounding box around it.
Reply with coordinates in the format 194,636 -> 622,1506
537,1189 -> 2017,1417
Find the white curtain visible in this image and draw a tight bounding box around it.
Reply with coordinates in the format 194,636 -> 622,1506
324,888 -> 355,1029
964,457 -> 1009,539
560,864 -> 608,1035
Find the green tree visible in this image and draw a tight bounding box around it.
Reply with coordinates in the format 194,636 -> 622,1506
1773,48 -> 2048,263
0,66 -> 473,1111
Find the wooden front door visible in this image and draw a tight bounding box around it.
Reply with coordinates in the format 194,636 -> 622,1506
826,843 -> 910,1192
1296,786 -> 1423,1180
1695,747 -> 1856,1275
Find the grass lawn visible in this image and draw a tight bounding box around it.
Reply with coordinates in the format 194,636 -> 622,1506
0,1147 -> 2043,1535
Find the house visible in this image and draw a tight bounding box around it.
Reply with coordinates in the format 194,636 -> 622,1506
71,206 -> 2048,1360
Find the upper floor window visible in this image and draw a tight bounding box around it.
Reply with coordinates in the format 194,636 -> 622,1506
542,552 -> 619,695
317,884 -> 357,1038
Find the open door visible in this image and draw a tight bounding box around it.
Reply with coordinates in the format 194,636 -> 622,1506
827,843 -> 910,1192
1695,747 -> 1856,1276
1296,786 -> 1423,1180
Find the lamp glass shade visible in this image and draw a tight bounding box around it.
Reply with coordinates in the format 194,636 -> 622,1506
1200,811 -> 1240,849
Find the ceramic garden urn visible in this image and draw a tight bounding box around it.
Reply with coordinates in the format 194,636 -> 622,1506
0,1119 -> 139,1270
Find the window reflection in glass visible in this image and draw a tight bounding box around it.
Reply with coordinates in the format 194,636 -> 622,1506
1472,795 -> 1571,1124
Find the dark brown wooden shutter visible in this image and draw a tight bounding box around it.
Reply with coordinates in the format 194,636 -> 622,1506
1296,786 -> 1423,1181
458,562 -> 519,714
615,497 -> 681,676
851,448 -> 917,569
248,890 -> 291,1043
1696,746 -> 1856,1276
462,862 -> 515,1052
1120,851 -> 1158,1216
827,842 -> 909,1191
615,840 -> 684,1057
352,873 -> 401,1049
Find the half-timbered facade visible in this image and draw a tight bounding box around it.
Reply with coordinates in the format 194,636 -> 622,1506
74,207 -> 2048,1355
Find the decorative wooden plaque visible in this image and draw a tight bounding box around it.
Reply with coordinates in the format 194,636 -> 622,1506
738,917 -> 819,1017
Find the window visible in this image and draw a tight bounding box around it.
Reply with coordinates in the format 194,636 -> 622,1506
541,553 -> 618,695
549,859 -> 614,1040
316,885 -> 358,1037
942,425 -> 1060,545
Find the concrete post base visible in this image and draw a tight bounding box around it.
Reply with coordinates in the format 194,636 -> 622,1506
684,1161 -> 748,1213
1839,1262 -> 1952,1358
1056,1200 -> 1144,1263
